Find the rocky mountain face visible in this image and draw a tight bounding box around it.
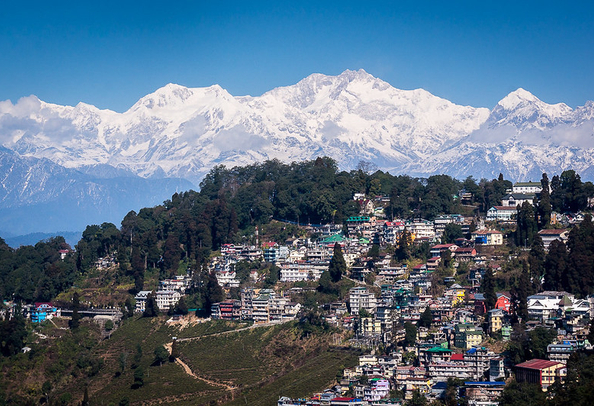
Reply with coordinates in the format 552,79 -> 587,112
0,148 -> 192,236
1,69 -> 593,236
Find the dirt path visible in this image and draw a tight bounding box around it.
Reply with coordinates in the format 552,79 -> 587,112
164,343 -> 235,390
175,319 -> 292,343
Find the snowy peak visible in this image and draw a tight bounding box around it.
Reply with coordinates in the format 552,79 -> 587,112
489,88 -> 573,130
497,88 -> 540,110
2,70 -> 594,187
126,83 -> 233,114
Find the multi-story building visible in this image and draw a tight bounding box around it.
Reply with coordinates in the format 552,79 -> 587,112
358,317 -> 382,337
406,219 -> 435,240
537,229 -> 569,250
501,193 -> 535,207
490,357 -> 506,380
471,229 -> 503,245
513,181 -> 543,194
211,300 -> 242,320
349,287 -> 377,314
527,291 -> 575,321
251,289 -> 276,323
428,362 -> 475,381
454,324 -> 483,350
515,359 -> 566,391
488,309 -> 504,334
155,290 -> 182,311
547,343 -> 578,364
486,206 -> 517,222
279,262 -> 324,282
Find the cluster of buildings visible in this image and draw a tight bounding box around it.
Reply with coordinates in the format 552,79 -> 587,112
134,275 -> 191,313
211,288 -> 301,323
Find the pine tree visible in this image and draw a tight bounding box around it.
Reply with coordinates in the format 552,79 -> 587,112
529,235 -> 546,292
173,297 -> 188,315
513,265 -> 530,323
396,228 -> 412,261
328,243 -> 347,282
543,240 -> 568,291
537,173 -> 552,228
566,214 -> 594,296
143,291 -> 159,317
482,267 -> 497,311
170,339 -> 180,361
205,271 -> 224,315
69,292 -> 81,330
403,322 -> 417,347
516,202 -> 538,247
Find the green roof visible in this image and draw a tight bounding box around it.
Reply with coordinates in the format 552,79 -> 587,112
320,234 -> 346,243
426,346 -> 452,353
347,216 -> 371,222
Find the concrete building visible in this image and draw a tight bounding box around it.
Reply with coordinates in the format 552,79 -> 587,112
349,287 -> 377,314
515,359 -> 566,391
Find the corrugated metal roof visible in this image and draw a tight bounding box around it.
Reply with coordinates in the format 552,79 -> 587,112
515,359 -> 562,370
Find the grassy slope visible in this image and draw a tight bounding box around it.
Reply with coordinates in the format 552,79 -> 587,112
1,316 -> 358,405
88,318 -> 358,405
178,322 -> 360,406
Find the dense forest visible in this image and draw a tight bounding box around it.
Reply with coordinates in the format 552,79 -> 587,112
0,158 -> 594,308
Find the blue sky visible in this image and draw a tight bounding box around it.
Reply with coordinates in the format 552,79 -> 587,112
1,1 -> 593,112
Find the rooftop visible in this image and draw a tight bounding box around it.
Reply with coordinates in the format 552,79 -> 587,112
515,359 -> 563,370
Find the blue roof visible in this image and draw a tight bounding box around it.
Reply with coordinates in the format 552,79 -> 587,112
432,382 -> 448,389
464,381 -> 506,386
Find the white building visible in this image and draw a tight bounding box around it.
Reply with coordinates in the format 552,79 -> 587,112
538,229 -> 569,250
502,193 -> 535,207
349,287 -> 377,314
155,290 -> 182,311
486,206 -> 517,222
513,182 -> 543,194
406,219 -> 436,240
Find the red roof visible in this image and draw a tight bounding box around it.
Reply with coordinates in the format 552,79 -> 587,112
432,244 -> 455,249
515,359 -> 562,370
492,206 -> 517,211
332,397 -> 357,401
538,229 -> 568,235
451,354 -> 464,361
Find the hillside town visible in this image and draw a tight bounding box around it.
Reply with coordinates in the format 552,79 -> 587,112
118,182 -> 594,404
3,169 -> 594,406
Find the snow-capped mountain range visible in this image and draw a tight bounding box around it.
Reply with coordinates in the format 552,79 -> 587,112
1,69 -> 593,236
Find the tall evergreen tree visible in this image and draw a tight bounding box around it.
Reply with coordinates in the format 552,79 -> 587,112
550,174 -> 563,212
513,264 -> 530,323
328,243 -> 347,282
482,267 -> 497,311
515,202 -> 538,248
565,214 -> 594,297
69,292 -> 81,330
528,235 -> 546,292
543,239 -> 568,291
537,173 -> 552,229
396,228 -> 412,261
205,271 -> 224,315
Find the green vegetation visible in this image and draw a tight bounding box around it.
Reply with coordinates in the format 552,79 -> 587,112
0,315 -> 356,405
